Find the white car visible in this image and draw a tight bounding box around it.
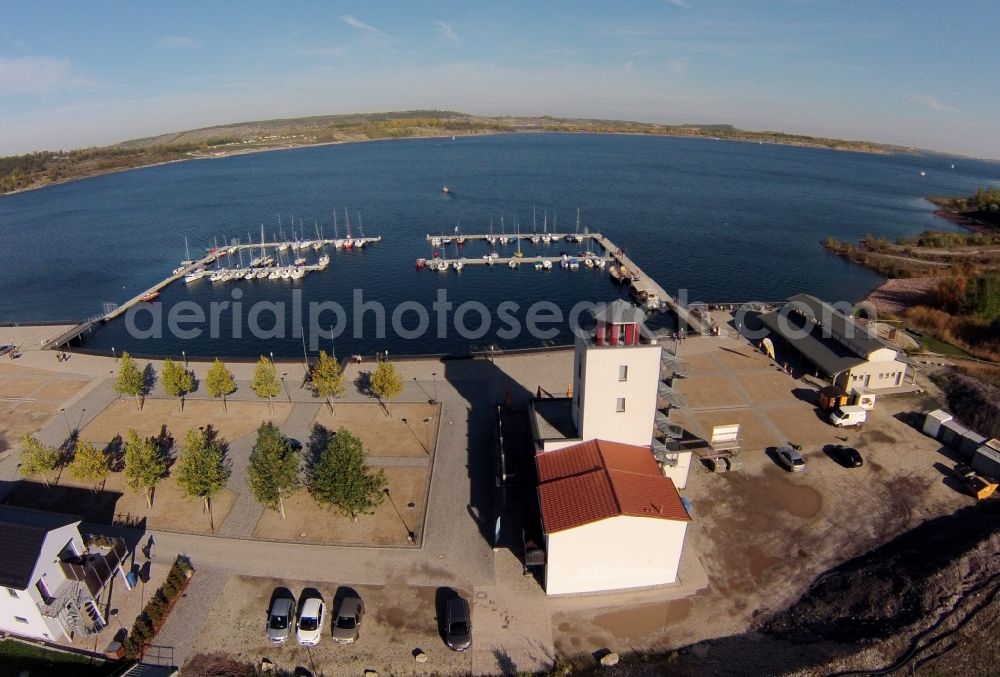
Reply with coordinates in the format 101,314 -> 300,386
296,597 -> 325,646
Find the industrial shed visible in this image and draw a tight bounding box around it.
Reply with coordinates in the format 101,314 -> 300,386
757,294 -> 911,391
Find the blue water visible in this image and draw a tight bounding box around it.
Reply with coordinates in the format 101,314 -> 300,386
1,133 -> 998,358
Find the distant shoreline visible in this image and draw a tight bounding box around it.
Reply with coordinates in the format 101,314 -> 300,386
1,128 -> 903,198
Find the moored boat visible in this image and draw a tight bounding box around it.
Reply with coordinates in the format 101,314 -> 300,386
140,291 -> 160,302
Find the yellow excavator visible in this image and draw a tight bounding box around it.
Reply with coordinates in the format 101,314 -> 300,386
953,463 -> 998,501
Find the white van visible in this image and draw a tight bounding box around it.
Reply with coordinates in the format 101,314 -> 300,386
829,405 -> 867,427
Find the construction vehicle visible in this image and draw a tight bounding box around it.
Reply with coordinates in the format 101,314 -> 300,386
952,463 -> 998,501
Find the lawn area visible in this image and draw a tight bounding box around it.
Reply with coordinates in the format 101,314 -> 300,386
0,639 -> 117,677
917,332 -> 976,359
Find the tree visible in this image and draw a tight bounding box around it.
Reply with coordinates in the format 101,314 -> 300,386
309,427 -> 386,520
123,429 -> 168,508
161,358 -> 194,411
251,356 -> 281,412
68,439 -> 108,490
369,359 -> 403,416
247,422 -> 299,518
205,359 -> 237,411
18,434 -> 59,487
114,352 -> 145,410
175,428 -> 230,529
311,351 -> 345,413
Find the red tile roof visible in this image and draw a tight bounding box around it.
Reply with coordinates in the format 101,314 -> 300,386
537,439 -> 690,533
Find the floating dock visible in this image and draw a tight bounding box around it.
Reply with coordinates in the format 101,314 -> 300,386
421,231 -> 706,334
45,236 -> 383,349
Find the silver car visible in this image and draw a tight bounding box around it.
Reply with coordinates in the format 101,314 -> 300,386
776,445 -> 806,472
296,597 -> 325,646
331,596 -> 364,644
266,597 -> 295,644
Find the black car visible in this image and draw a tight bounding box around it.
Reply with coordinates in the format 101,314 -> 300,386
444,596 -> 472,651
832,445 -> 863,468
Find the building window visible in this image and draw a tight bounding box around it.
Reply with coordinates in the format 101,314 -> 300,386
616,398 -> 626,413
14,616 -> 28,624
618,365 -> 628,381
6,587 -> 18,598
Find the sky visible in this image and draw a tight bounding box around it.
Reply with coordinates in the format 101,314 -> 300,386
2,1 -> 999,158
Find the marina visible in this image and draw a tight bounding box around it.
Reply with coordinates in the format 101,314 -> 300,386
419,231 -> 708,335
43,234 -> 383,350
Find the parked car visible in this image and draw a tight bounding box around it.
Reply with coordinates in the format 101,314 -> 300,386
331,596 -> 364,643
829,405 -> 867,427
266,597 -> 295,644
775,445 -> 806,472
831,445 -> 863,468
296,597 -> 325,646
444,596 -> 472,651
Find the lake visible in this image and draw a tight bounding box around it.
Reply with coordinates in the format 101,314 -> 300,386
1,132 -> 997,358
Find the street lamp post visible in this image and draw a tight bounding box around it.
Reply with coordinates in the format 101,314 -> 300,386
60,408 -> 71,436
111,346 -> 116,360
182,350 -> 187,368
383,488 -> 415,543
431,372 -> 438,404
423,417 -> 432,454
281,373 -> 290,402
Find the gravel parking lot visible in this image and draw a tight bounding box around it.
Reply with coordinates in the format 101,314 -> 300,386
188,574 -> 474,676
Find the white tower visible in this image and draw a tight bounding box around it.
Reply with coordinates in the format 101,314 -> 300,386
571,300 -> 661,447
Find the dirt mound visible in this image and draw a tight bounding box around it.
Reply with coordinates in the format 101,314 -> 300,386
939,371 -> 1000,440
581,504 -> 1000,677
761,503 -> 1000,644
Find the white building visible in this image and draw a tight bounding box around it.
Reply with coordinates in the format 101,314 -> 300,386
0,506 -> 129,642
537,439 -> 690,595
530,299 -> 693,488
525,301 -> 694,595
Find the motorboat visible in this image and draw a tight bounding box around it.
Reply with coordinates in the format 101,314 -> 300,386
140,291 -> 160,302
415,258 -> 427,269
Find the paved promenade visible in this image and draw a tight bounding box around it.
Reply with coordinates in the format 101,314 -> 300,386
0,325 -> 582,672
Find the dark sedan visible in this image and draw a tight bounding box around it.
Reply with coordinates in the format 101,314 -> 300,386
832,445 -> 863,468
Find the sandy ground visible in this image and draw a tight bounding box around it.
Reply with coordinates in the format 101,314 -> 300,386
0,361 -> 91,453
187,575 -> 475,676
79,399 -> 293,448
253,466 -> 429,546
864,277 -> 938,317
312,402 -> 440,456
5,471 -> 237,535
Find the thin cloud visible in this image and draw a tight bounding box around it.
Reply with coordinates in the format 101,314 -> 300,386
667,58 -> 688,78
0,55 -> 95,95
297,46 -> 346,57
341,15 -> 389,39
664,0 -> 689,7
156,35 -> 200,49
433,20 -> 462,44
910,92 -> 959,114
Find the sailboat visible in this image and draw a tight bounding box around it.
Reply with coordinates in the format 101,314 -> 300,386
541,212 -> 552,244
514,220 -> 524,258
332,211 -> 343,248
531,207 -> 541,244
313,222 -> 323,250
486,220 -> 497,245
356,212 -> 366,249
181,237 -> 194,265
342,208 -> 354,249
456,222 -> 466,246
499,217 -> 509,245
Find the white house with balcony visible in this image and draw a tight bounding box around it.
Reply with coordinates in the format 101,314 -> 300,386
0,506 -> 130,642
